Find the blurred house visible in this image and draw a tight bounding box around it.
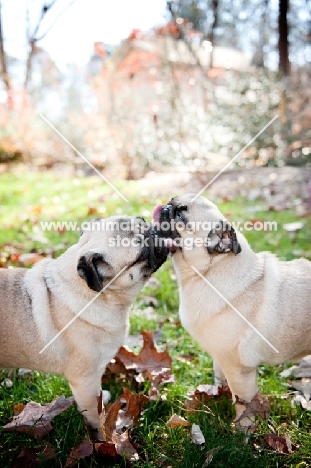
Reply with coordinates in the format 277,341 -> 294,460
86,23 -> 255,175
90,22 -> 250,118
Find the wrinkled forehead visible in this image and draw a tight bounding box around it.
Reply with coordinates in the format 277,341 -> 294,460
80,216 -> 150,245
169,194 -> 219,213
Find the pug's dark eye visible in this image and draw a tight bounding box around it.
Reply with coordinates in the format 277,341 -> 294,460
177,212 -> 187,223
175,205 -> 188,223
135,235 -> 144,245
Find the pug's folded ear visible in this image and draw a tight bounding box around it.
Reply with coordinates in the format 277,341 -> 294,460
77,252 -> 109,292
206,220 -> 242,255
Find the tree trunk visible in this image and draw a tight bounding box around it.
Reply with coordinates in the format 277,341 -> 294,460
24,40 -> 36,92
278,0 -> 290,128
278,0 -> 290,76
209,0 -> 219,69
0,1 -> 13,109
254,0 -> 269,67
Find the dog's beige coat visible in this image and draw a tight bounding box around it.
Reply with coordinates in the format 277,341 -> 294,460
0,216 -> 167,430
157,194 -> 311,427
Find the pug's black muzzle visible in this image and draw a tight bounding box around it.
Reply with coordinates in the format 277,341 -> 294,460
138,227 -> 168,272
159,204 -> 175,239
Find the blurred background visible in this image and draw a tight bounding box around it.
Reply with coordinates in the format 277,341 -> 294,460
0,0 -> 310,178
1,4 -> 311,465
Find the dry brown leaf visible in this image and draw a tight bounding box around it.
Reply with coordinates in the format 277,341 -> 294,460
12,444 -> 55,468
234,392 -> 270,425
120,387 -> 149,427
167,413 -> 190,428
3,395 -> 74,438
13,403 -> 26,416
64,440 -> 93,467
97,390 -> 103,416
101,399 -> 123,441
99,388 -> 149,463
146,368 -> 175,391
264,433 -> 296,454
116,330 -> 172,373
112,429 -> 139,462
113,330 -> 173,397
148,386 -> 160,400
194,383 -> 231,399
94,441 -> 120,462
185,383 -> 231,410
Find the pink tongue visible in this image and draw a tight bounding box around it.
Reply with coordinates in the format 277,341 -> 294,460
152,204 -> 163,224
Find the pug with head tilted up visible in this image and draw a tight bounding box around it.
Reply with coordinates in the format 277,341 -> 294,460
0,216 -> 168,435
154,194 -> 311,431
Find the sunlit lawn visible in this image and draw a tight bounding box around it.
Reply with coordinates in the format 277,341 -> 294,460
0,171 -> 311,467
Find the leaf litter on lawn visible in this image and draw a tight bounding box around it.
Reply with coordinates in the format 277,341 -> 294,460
280,355 -> 311,411
3,395 -> 75,438
68,388 -> 150,465
109,329 -> 174,399
184,383 -> 231,411
4,329 -> 302,464
12,444 -> 56,468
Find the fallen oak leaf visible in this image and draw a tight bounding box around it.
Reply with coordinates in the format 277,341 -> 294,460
148,386 -> 160,400
13,403 -> 26,416
3,395 -> 74,438
234,392 -> 270,424
193,383 -> 231,400
264,433 -> 297,454
100,399 -> 123,441
146,368 -> 175,400
167,413 -> 190,428
119,387 -> 149,427
100,388 -> 149,438
184,383 -> 231,411
115,330 -> 174,397
102,359 -> 128,385
195,384 -> 227,397
94,441 -> 121,463
64,440 -> 93,467
112,429 -> 139,463
146,368 -> 175,387
98,389 -> 148,463
115,330 -> 172,373
12,444 -> 56,468
97,390 -> 104,416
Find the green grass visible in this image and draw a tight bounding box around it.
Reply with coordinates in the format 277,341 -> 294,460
0,171 -> 311,467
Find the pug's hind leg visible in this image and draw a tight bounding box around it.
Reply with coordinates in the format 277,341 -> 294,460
213,360 -> 227,386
